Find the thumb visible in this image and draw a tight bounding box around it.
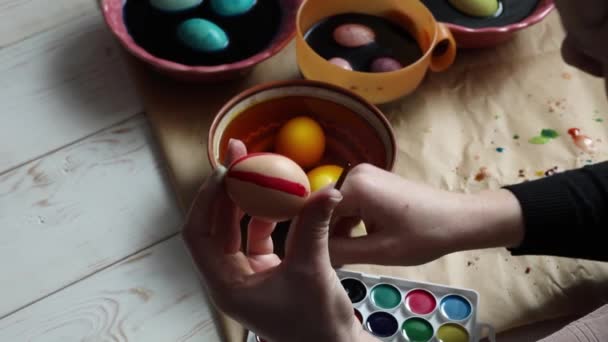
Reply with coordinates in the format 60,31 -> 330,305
284,187 -> 343,266
224,138 -> 247,167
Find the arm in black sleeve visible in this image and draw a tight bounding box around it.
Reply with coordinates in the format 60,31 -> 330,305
503,161 -> 608,262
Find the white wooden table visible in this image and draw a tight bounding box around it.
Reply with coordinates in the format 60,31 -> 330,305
0,1 -> 222,340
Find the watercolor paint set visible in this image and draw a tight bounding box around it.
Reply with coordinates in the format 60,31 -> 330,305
246,269 -> 495,342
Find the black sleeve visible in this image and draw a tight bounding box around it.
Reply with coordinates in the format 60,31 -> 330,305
503,161 -> 608,262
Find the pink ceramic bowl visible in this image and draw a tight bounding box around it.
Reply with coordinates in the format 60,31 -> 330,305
101,0 -> 302,82
446,0 -> 555,48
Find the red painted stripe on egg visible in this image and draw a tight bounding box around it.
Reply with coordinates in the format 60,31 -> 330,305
228,171 -> 309,197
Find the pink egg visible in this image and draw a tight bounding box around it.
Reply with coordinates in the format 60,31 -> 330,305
370,57 -> 404,73
225,153 -> 311,222
329,57 -> 353,70
333,24 -> 375,48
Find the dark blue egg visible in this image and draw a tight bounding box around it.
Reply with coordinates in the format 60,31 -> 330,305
149,0 -> 203,12
211,0 -> 256,16
177,18 -> 229,53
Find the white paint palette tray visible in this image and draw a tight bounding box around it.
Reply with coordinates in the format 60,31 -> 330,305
247,269 -> 495,342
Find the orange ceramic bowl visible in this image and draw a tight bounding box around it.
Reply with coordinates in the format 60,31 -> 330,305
101,0 -> 302,82
295,0 -> 458,104
208,80 -> 396,173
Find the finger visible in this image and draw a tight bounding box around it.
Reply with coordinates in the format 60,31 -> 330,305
204,138 -> 248,252
190,192 -> 253,290
192,238 -> 254,297
562,36 -> 604,77
332,179 -> 362,220
247,218 -> 276,255
186,208 -> 253,292
224,138 -> 248,167
284,187 -> 343,266
214,187 -> 242,254
329,234 -> 391,266
223,138 -> 248,221
183,166 -> 227,240
248,254 -> 281,273
330,216 -> 361,238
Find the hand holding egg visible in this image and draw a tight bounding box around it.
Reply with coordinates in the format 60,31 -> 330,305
183,138 -> 358,342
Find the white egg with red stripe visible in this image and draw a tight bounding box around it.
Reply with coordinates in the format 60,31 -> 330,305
225,153 -> 311,222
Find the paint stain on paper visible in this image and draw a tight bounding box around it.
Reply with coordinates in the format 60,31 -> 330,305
568,128 -> 596,153
529,136 -> 550,145
547,98 -> 567,113
533,167 -> 560,178
529,129 -> 560,145
544,166 -> 559,176
474,167 -> 490,182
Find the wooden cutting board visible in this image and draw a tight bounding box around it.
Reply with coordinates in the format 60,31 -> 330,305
121,11 -> 608,342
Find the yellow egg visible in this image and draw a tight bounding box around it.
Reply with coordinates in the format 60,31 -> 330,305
275,116 -> 326,170
448,0 -> 499,17
307,165 -> 344,192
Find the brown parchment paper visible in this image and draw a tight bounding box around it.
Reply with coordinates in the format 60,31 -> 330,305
118,10 -> 608,342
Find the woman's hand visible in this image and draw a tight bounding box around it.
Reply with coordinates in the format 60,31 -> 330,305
182,139 -> 375,342
329,164 -> 524,266
555,0 -> 608,95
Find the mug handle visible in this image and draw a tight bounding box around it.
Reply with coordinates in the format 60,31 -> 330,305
430,23 -> 457,72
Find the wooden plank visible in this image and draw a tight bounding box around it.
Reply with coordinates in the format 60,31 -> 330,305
0,237 -> 221,342
0,8 -> 142,173
0,0 -> 98,48
0,115 -> 182,318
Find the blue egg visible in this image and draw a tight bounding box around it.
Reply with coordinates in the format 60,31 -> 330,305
177,19 -> 229,53
211,0 -> 256,16
149,0 -> 203,12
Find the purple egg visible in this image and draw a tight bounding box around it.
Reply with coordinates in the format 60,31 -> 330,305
370,57 -> 404,73
328,57 -> 353,70
333,24 -> 375,48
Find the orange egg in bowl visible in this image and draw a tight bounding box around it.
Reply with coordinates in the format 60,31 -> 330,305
275,116 -> 326,170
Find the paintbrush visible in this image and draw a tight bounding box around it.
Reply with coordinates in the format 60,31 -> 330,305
334,162 -> 352,190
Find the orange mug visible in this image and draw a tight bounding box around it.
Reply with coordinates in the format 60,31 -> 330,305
295,0 -> 457,104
